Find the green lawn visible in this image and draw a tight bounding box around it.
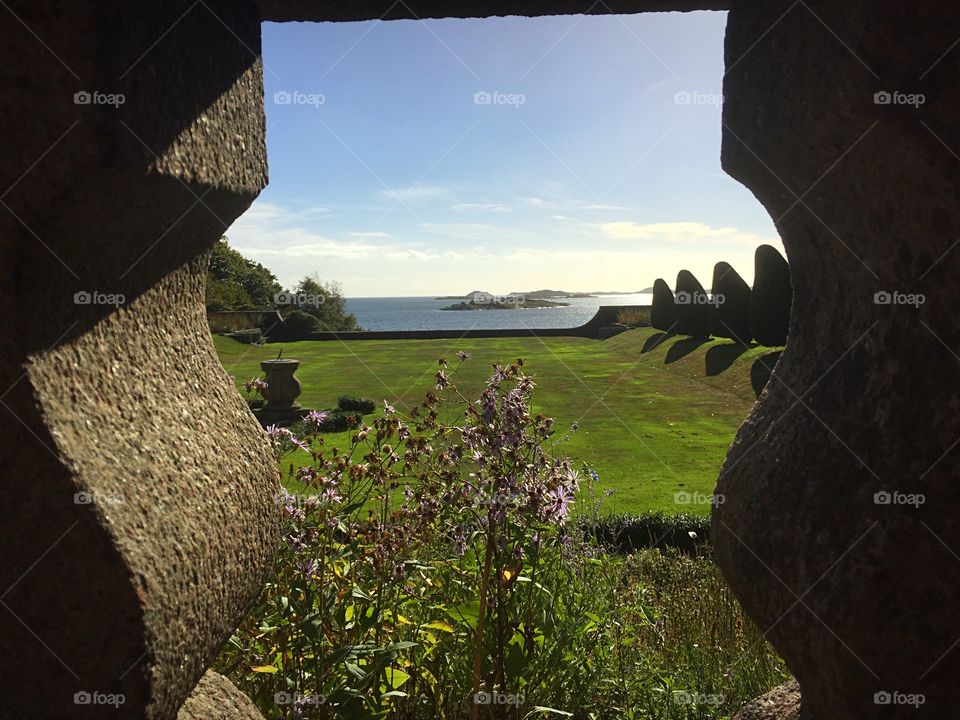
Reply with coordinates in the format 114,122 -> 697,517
214,328 -> 780,515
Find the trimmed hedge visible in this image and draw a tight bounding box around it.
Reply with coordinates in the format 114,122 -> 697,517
674,270 -> 711,338
338,396 -> 376,414
709,261 -> 752,343
315,410 -> 362,433
580,512 -> 710,555
750,245 -> 792,347
650,278 -> 675,331
274,310 -> 320,341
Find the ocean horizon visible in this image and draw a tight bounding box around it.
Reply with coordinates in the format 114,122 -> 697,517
344,293 -> 653,332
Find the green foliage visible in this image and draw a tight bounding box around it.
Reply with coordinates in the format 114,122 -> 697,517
582,512 -> 710,554
206,237 -> 283,311
217,358 -> 788,719
277,310 -> 321,341
750,246 -> 791,347
650,279 -> 675,332
285,274 -> 361,332
709,262 -> 752,343
674,271 -> 711,338
338,396 -> 377,414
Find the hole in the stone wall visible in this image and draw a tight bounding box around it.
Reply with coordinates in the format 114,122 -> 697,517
210,11 -> 793,717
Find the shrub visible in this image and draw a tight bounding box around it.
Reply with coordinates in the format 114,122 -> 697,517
277,310 -> 320,341
337,396 -> 377,414
650,278 -> 675,331
615,307 -> 650,328
674,270 -> 711,338
581,512 -> 710,554
710,261 -> 752,343
751,245 -> 792,347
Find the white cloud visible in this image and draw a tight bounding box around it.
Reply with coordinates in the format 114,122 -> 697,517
348,231 -> 391,238
378,185 -> 451,204
451,202 -> 512,213
600,221 -> 776,246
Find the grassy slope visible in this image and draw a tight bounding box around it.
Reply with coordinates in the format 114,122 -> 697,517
214,329 -> 781,515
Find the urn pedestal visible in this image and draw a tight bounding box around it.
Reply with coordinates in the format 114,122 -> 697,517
255,359 -> 308,426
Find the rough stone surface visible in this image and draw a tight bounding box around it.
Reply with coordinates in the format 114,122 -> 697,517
651,278 -> 675,331
715,1 -> 960,718
0,2 -> 278,718
256,0 -> 728,22
674,270 -> 710,337
710,261 -> 752,342
734,681 -> 801,720
177,671 -> 266,720
750,245 -> 791,347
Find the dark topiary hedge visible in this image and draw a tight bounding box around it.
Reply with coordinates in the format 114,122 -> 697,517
709,261 -> 752,343
579,512 -> 710,555
313,410 -> 362,433
674,270 -> 711,338
750,245 -> 792,347
274,310 -> 320,341
650,278 -> 675,331
338,396 -> 376,414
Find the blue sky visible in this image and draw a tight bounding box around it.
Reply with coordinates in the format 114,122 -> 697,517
226,11 -> 783,297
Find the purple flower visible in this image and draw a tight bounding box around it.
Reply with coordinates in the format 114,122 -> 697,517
457,350 -> 471,361
304,410 -> 329,429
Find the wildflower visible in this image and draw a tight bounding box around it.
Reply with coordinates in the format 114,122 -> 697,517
435,369 -> 450,390
456,350 -> 471,361
383,399 -> 396,415
304,410 -> 329,430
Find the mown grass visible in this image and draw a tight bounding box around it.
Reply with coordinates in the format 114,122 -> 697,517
214,328 -> 780,515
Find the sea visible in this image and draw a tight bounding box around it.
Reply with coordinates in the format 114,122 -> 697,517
344,293 -> 653,332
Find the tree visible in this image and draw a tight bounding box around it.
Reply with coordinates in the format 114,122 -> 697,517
750,245 -> 792,347
674,270 -> 711,338
206,237 -> 282,311
650,278 -> 675,331
280,274 -> 360,332
709,261 -> 752,343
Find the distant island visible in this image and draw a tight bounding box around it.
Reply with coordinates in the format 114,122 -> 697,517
437,288 -> 594,301
439,290 -> 571,311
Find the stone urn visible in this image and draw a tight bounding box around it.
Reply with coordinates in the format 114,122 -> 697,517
256,359 -> 305,426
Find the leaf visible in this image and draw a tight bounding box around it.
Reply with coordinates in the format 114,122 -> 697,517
445,600 -> 482,630
425,620 -> 454,633
250,665 -> 278,674
523,707 -> 574,718
384,667 -> 411,688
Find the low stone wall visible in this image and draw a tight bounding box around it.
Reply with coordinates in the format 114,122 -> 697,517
295,305 -> 648,342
